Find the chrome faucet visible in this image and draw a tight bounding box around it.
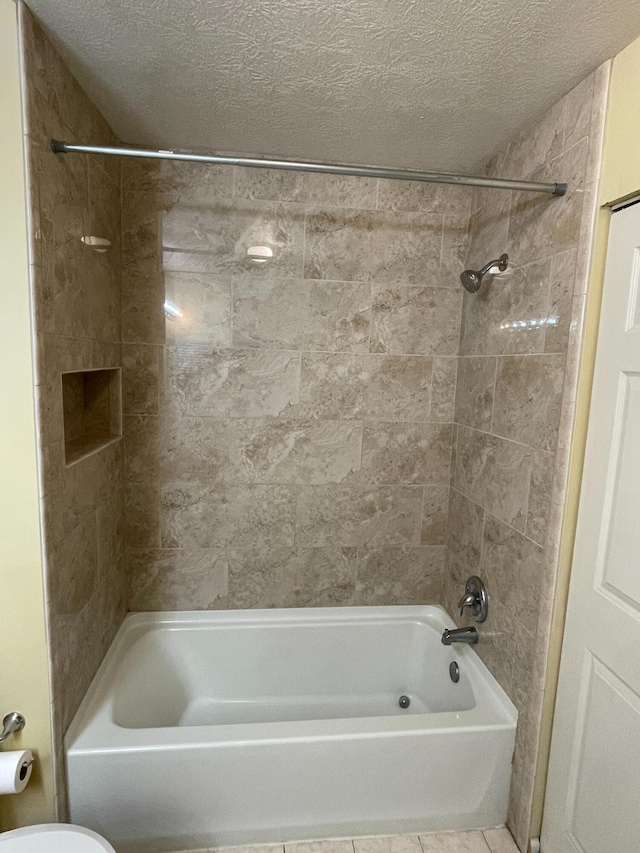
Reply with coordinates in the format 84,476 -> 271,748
457,576 -> 489,622
441,626 -> 478,645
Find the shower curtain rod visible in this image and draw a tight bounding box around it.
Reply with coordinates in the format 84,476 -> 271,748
50,139 -> 567,196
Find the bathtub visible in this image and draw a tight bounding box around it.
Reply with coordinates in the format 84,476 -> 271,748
66,606 -> 516,852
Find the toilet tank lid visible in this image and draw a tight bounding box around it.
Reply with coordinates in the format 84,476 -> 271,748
0,824 -> 116,853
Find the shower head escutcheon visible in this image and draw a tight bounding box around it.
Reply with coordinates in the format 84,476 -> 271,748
460,253 -> 509,293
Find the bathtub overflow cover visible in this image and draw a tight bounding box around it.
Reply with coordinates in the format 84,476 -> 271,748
398,695 -> 410,709
449,661 -> 460,683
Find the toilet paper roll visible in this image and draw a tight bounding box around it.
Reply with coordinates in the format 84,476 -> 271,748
0,750 -> 33,794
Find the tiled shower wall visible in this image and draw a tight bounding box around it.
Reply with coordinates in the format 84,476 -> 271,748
21,8 -> 127,811
445,66 -> 609,851
20,4 -> 609,843
121,164 -> 472,609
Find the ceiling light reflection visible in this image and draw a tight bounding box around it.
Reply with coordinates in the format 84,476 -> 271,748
246,245 -> 274,264
164,299 -> 183,319
500,316 -> 558,330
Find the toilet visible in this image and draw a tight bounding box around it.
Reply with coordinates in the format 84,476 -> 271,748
0,824 -> 115,852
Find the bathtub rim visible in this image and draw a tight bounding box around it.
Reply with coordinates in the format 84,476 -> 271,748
66,605 -> 517,753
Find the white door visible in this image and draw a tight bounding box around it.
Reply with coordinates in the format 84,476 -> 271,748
542,201 -> 640,852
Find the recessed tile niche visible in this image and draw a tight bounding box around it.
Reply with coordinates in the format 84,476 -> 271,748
62,368 -> 122,465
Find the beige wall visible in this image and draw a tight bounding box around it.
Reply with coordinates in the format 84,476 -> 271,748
121,161 -> 472,610
444,65 -> 609,852
599,35 -> 640,205
20,6 -> 127,816
0,0 -> 54,829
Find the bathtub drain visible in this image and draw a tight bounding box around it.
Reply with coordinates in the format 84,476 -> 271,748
398,695 -> 410,709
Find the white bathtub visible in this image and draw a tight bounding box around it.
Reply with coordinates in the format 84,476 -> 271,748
66,606 -> 516,852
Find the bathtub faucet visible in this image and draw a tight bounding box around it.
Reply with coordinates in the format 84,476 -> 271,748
441,627 -> 478,645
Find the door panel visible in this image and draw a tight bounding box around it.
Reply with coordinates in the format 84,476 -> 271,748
542,203 -> 640,852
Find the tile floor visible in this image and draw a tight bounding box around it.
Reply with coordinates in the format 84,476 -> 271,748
169,828 -> 519,853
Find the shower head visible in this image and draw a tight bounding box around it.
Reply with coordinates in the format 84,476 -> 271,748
460,254 -> 509,293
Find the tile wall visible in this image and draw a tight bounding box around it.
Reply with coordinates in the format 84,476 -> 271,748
445,66 -> 610,850
20,5 -> 611,843
121,162 -> 472,610
21,8 -> 127,814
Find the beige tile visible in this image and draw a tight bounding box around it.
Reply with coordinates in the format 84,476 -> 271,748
442,547 -> 464,620
562,73 -> 595,151
127,549 -> 228,611
491,355 -> 564,451
441,212 -> 471,288
454,357 -> 496,431
480,513 -> 544,637
422,484 -> 450,545
430,358 -> 458,422
122,263 -> 166,344
165,272 -> 232,347
354,836 -> 422,853
545,249 -> 577,353
121,192 -> 165,345
375,178 -> 466,226
162,347 -> 300,419
162,199 -> 305,277
376,179 -> 444,213
419,831 -> 490,853
122,158 -> 232,200
124,482 -> 160,549
296,484 -> 423,548
88,158 -> 121,255
304,207 -> 443,285
507,137 -> 588,266
59,440 -> 124,530
355,546 -> 444,605
459,258 -> 551,357
475,627 -> 516,701
357,422 -> 452,485
22,2 -> 140,797
511,624 -> 537,710
122,344 -> 161,414
370,286 -> 462,355
465,191 -> 511,271
286,843 -> 352,853
122,189 -> 160,268
22,10 -> 117,145
219,846 -> 284,853
453,426 -> 531,531
160,483 -> 296,549
502,96 -> 564,179
446,488 -> 484,572
158,417 -> 362,486
300,353 -> 431,422
526,450 -> 555,546
233,278 -> 370,352
227,547 -> 357,608
96,487 -> 125,581
234,166 -> 377,208
45,501 -> 98,616
124,415 -> 160,482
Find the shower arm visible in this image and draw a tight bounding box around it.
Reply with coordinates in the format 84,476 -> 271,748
50,140 -> 568,196
477,255 -> 509,276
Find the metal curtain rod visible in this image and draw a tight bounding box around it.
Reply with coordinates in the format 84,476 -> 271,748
50,139 -> 567,196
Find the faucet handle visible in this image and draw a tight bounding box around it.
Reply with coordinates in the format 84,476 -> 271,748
0,712 -> 25,744
458,592 -> 477,615
457,576 -> 489,623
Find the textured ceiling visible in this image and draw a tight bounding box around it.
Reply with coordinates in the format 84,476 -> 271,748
24,0 -> 640,172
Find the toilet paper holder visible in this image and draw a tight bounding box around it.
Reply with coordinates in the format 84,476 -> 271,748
0,712 -> 26,744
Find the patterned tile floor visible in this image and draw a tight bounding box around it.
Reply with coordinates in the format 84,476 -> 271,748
168,828 -> 519,853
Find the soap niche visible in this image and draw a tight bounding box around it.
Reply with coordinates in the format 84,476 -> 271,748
62,368 -> 122,466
